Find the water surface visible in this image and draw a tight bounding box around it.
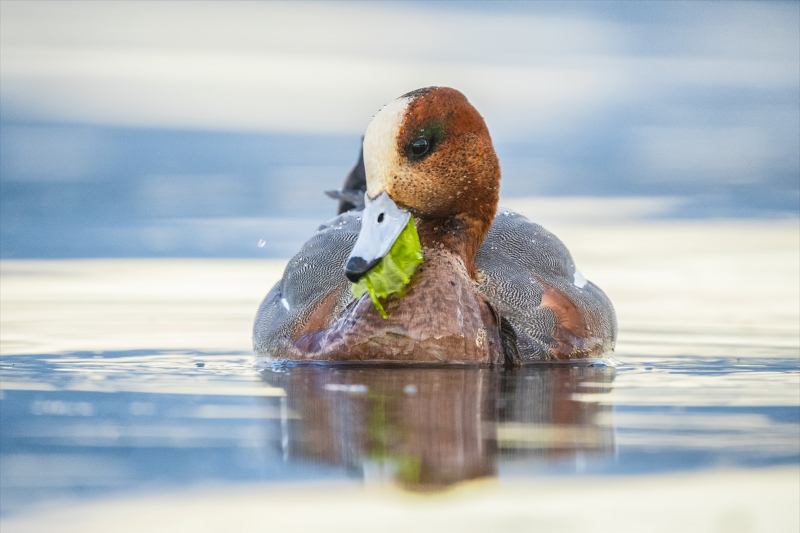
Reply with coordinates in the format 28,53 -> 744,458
1,220 -> 798,531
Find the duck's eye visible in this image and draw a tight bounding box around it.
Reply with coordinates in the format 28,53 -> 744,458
377,213 -> 385,223
411,138 -> 429,156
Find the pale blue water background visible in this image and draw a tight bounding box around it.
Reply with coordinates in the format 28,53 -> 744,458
0,2 -> 798,530
2,1 -> 798,259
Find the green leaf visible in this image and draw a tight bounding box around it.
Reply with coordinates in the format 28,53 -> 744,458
350,215 -> 424,319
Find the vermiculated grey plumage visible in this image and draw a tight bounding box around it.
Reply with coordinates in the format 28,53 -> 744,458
254,211 -> 361,357
475,210 -> 617,360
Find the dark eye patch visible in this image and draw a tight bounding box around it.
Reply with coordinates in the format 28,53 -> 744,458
405,120 -> 444,161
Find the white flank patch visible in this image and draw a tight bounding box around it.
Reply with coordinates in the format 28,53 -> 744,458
573,267 -> 588,288
280,297 -> 290,311
363,96 -> 410,197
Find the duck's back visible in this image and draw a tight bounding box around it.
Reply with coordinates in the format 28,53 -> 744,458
476,210 -> 617,361
254,208 -> 616,362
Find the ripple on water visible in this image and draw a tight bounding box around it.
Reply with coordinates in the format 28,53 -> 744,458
1,348 -> 797,516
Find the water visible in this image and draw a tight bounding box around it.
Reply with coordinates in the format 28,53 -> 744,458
0,220 -> 798,532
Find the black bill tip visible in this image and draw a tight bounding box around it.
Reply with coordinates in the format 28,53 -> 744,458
345,256 -> 379,283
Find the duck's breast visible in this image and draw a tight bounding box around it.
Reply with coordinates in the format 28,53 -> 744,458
475,209 -> 617,361
254,210 -> 503,364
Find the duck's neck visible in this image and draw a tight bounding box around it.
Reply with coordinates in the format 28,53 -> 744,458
416,210 -> 495,280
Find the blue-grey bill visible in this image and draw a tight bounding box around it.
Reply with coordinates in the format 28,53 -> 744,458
345,192 -> 410,282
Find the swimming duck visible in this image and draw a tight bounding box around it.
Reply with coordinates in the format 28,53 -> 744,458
254,87 -> 616,365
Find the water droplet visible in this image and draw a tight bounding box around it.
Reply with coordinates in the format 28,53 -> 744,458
257,239 -> 266,248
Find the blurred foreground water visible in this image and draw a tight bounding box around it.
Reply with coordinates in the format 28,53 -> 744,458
0,219 -> 798,532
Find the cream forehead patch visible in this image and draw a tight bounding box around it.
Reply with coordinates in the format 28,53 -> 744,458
363,96 -> 410,197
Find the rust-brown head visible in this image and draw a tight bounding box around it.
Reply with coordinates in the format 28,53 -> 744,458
346,87 -> 500,282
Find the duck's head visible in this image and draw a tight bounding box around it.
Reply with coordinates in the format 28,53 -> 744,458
346,87 -> 500,282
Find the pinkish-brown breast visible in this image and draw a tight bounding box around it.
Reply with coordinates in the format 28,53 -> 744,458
290,248 -> 503,364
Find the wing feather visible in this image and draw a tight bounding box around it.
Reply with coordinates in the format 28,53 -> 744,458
476,209 -> 616,361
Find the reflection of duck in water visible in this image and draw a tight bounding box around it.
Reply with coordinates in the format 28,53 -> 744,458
254,87 -> 616,363
260,365 -> 615,491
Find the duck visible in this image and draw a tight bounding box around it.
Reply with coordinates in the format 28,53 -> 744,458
254,87 -> 617,365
